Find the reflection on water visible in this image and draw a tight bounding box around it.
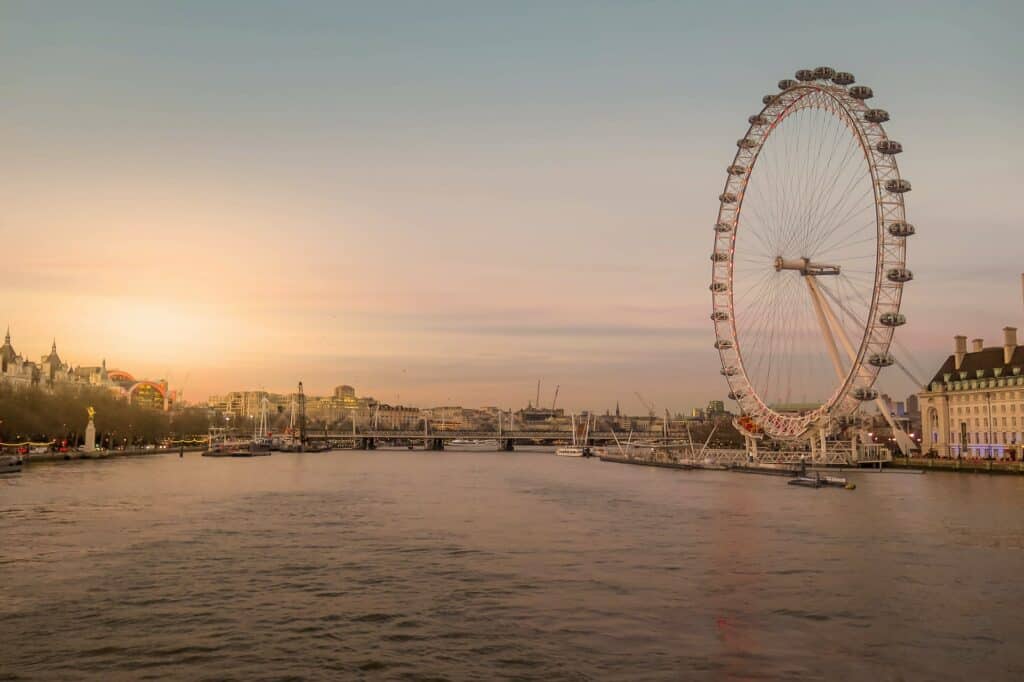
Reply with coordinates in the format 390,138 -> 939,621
2,449 -> 1023,679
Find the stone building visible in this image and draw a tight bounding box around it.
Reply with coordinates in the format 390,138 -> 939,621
0,328 -> 172,410
918,328 -> 1024,458
0,328 -> 39,387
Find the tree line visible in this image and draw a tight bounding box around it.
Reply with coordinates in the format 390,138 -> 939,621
0,384 -> 211,446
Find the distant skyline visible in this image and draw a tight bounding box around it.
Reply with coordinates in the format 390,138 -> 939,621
2,1 -> 1022,413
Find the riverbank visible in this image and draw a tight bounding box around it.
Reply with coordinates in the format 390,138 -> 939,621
597,454 -> 694,470
600,451 -> 1024,476
891,457 -> 1024,475
20,446 -> 205,463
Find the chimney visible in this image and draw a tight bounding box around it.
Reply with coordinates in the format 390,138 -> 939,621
1004,327 -> 1018,365
971,338 -> 984,353
954,335 -> 967,370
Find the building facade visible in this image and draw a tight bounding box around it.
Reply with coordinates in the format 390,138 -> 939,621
918,328 -> 1024,458
0,328 -> 174,410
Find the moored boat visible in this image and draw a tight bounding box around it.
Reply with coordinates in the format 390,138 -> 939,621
788,473 -> 856,490
1,455 -> 23,474
787,476 -> 822,488
556,413 -> 593,457
449,438 -> 497,451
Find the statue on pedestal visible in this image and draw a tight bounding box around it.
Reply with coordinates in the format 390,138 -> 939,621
84,406 -> 96,452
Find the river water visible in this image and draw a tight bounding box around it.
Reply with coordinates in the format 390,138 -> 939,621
2,449 -> 1023,680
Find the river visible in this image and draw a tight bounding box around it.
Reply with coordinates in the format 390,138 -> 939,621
2,449 -> 1023,680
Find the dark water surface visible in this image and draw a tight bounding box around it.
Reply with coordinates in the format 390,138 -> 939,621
2,449 -> 1023,680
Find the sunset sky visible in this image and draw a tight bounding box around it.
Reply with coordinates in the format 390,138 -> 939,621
2,1 -> 1021,412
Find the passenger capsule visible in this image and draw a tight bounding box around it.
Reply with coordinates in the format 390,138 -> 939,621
887,221 -> 915,237
849,85 -> 873,100
795,69 -> 815,81
737,138 -> 758,149
885,178 -> 912,193
711,252 -> 729,262
748,114 -> 768,125
887,267 -> 914,283
710,282 -> 729,293
714,222 -> 734,233
869,353 -> 895,368
854,388 -> 879,401
714,339 -> 733,350
721,366 -> 738,377
719,192 -> 738,204
879,312 -> 906,327
832,71 -> 855,85
711,311 -> 729,321
812,66 -> 836,80
864,108 -> 889,123
762,94 -> 776,105
777,79 -> 797,90
727,164 -> 747,176
728,391 -> 743,400
876,140 -> 902,155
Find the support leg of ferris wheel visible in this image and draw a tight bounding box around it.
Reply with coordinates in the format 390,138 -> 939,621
804,274 -> 846,464
807,276 -> 911,458
805,275 -> 847,386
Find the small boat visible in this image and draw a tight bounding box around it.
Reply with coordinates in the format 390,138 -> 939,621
227,440 -> 272,457
202,427 -> 269,457
1,455 -> 23,474
214,397 -> 275,457
788,473 -> 856,490
556,413 -> 592,457
450,438 -> 497,451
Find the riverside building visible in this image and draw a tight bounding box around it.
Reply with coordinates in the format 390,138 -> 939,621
918,328 -> 1024,458
0,328 -> 174,410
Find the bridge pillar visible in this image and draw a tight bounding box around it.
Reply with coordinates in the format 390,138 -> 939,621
501,438 -> 515,451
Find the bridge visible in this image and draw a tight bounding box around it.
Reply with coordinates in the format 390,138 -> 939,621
302,428 -> 891,465
304,428 -> 688,451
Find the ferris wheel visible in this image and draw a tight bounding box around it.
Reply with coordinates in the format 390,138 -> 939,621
710,67 -> 913,441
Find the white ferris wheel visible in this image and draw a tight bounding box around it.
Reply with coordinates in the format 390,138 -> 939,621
710,66 -> 914,447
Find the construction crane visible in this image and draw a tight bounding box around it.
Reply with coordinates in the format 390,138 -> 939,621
634,392 -> 656,419
551,385 -> 560,411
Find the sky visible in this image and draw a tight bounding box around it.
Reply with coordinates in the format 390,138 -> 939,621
1,1 -> 1022,413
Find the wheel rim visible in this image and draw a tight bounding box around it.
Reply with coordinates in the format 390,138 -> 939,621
710,69 -> 910,440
